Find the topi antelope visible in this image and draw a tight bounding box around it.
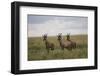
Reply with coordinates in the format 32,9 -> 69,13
43,34 -> 55,53
66,34 -> 76,49
57,33 -> 72,50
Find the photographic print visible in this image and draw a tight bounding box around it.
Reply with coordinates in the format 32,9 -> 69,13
11,1 -> 97,74
28,15 -> 88,61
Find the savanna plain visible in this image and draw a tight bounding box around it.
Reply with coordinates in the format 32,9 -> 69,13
28,35 -> 88,61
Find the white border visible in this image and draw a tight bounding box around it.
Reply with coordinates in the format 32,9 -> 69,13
20,6 -> 95,70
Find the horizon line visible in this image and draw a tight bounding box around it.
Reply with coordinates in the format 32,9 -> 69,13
28,34 -> 87,37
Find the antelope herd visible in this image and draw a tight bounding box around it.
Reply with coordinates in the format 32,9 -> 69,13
43,33 -> 76,53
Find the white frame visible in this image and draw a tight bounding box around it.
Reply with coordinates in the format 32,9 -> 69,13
20,6 -> 94,70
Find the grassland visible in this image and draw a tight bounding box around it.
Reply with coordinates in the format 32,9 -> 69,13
28,35 -> 88,61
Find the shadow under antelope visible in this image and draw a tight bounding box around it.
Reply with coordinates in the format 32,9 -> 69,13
43,34 -> 55,53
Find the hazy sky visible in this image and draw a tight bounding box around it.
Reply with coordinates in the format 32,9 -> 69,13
28,15 -> 88,37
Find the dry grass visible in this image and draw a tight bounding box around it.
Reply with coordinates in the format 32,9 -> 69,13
28,35 -> 88,61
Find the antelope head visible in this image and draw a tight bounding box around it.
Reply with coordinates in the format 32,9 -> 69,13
57,33 -> 62,41
43,34 -> 47,41
66,33 -> 70,41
